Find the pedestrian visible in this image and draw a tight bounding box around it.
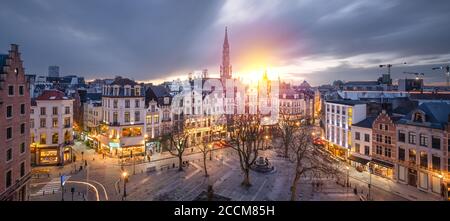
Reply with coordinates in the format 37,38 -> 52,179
85,160 -> 88,166
354,187 -> 357,195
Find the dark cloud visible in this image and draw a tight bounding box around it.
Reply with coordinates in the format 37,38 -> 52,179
1,0 -> 449,85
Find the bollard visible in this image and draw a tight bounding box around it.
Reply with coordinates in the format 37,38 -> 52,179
43,191 -> 45,196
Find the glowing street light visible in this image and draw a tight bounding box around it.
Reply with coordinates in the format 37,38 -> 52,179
122,171 -> 128,200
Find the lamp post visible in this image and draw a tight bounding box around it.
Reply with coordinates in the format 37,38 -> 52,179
368,162 -> 372,201
122,172 -> 128,201
346,166 -> 350,200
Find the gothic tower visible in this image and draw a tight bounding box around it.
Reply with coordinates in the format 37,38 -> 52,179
220,27 -> 232,82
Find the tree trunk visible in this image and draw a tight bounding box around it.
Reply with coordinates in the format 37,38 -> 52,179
203,154 -> 208,177
290,172 -> 301,201
284,143 -> 289,158
178,155 -> 183,171
241,168 -> 251,187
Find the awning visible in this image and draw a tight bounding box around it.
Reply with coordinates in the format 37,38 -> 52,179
371,158 -> 394,168
348,155 -> 370,165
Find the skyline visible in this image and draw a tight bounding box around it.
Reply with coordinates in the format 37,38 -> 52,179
1,0 -> 450,86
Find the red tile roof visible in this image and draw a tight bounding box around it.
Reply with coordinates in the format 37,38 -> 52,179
36,90 -> 69,100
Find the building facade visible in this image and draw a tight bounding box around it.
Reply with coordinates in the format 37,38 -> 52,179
371,111 -> 400,180
349,117 -> 375,170
99,77 -> 146,158
30,90 -> 74,166
396,103 -> 449,197
0,44 -> 31,201
325,100 -> 367,159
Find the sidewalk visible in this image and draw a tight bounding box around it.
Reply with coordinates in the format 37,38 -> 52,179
346,165 -> 440,201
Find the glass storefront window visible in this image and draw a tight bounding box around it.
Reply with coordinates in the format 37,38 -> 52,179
122,127 -> 142,137
40,150 -> 58,164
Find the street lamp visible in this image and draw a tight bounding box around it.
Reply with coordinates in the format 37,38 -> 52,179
122,172 -> 128,200
368,162 -> 372,201
438,174 -> 445,201
346,166 -> 350,200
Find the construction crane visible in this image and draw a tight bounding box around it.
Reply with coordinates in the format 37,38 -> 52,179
379,62 -> 407,75
431,65 -> 450,87
403,72 -> 425,80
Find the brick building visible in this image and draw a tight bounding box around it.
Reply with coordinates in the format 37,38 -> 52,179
0,44 -> 31,201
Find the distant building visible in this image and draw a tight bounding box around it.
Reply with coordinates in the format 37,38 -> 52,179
48,66 -> 59,78
0,44 -> 31,201
398,78 -> 423,92
30,89 -> 74,166
349,117 -> 375,169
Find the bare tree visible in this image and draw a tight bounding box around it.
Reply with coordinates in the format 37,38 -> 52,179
199,137 -> 212,177
289,126 -> 340,201
277,111 -> 300,158
229,114 -> 263,187
164,117 -> 189,171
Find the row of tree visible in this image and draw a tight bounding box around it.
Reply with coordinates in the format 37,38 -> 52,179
161,112 -> 340,200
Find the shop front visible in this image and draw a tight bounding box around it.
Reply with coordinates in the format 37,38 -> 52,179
145,141 -> 161,155
348,154 -> 370,172
118,145 -> 145,158
327,143 -> 347,160
39,148 -> 59,165
371,158 -> 394,179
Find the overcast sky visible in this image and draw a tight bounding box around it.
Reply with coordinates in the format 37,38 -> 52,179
1,0 -> 450,86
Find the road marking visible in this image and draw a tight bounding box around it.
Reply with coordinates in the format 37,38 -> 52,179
30,176 -> 71,196
88,179 -> 109,201
251,179 -> 267,201
30,179 -> 100,201
185,162 -> 202,180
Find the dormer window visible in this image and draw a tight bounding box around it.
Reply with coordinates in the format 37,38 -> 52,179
413,112 -> 424,123
164,97 -> 169,104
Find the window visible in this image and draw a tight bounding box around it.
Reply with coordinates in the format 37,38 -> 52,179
135,88 -> 141,96
52,118 -> 58,128
8,85 -> 14,96
376,134 -> 382,142
384,125 -> 388,131
431,136 -> 440,150
354,143 -> 360,153
53,107 -> 58,115
384,148 -> 392,158
20,162 -> 25,177
376,145 -> 382,155
112,112 -> 118,123
7,127 -> 12,140
40,118 -> 46,128
384,136 -> 391,144
20,142 -> 25,154
65,106 -> 70,114
413,112 -> 423,122
364,134 -> 370,142
379,124 -> 383,130
355,132 -> 360,140
40,133 -> 46,144
408,132 -> 416,144
30,119 -> 34,129
6,170 -> 12,188
399,148 -> 405,161
64,117 -> 70,128
135,99 -> 140,108
6,148 -> 12,161
364,146 -> 370,155
432,155 -> 440,170
448,139 -> 450,151
448,159 -> 450,174
398,131 -> 405,142
419,134 -> 428,147
409,149 -> 417,164
19,85 -> 24,95
151,105 -> 156,112
125,100 -> 130,108
113,99 -> 118,108
135,111 -> 140,122
52,133 -> 58,144
20,123 -> 25,134
420,152 -> 428,168
6,105 -> 12,118
40,107 -> 46,116
20,104 -> 25,115
124,112 -> 130,123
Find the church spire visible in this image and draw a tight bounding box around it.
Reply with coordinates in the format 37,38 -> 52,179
221,26 -> 232,81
